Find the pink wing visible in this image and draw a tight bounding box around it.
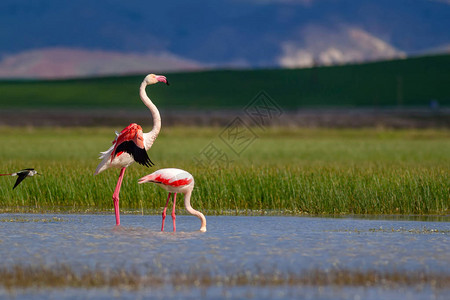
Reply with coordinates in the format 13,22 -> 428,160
139,169 -> 193,188
111,123 -> 153,167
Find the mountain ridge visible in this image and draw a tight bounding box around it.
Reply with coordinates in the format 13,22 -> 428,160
1,0 -> 449,78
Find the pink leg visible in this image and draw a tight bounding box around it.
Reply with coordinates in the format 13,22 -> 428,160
172,193 -> 177,232
161,192 -> 171,231
112,167 -> 126,226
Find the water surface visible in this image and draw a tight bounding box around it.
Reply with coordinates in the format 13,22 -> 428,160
0,214 -> 448,299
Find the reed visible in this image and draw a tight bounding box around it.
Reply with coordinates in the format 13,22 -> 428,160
0,127 -> 448,215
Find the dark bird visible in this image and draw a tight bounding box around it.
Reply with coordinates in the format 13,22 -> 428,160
0,168 -> 40,189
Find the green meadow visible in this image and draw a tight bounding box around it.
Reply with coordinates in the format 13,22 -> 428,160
0,126 -> 448,215
0,54 -> 449,109
0,55 -> 448,216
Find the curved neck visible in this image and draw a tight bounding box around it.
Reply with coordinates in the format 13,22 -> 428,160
140,81 -> 161,150
184,189 -> 207,232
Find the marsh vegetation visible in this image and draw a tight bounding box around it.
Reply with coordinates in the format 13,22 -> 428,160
0,127 -> 448,216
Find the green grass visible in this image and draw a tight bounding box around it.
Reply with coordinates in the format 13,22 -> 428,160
0,127 -> 448,215
0,54 -> 449,109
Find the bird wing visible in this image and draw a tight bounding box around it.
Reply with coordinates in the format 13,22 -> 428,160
112,123 -> 154,167
13,172 -> 28,189
115,141 -> 154,167
139,169 -> 192,187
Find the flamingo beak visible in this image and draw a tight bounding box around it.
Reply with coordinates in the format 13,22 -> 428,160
156,75 -> 169,86
138,176 -> 149,184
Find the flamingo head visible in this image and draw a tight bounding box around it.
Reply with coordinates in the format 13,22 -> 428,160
144,74 -> 169,86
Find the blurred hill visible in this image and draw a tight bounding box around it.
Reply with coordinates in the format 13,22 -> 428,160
0,48 -> 203,79
0,0 -> 449,78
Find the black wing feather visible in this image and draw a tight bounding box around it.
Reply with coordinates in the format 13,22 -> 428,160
13,173 -> 28,189
115,141 -> 154,167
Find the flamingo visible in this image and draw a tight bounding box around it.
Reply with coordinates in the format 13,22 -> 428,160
94,74 -> 169,226
138,168 -> 207,232
0,168 -> 40,189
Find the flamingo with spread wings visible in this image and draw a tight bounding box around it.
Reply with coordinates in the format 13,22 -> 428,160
139,168 -> 207,232
95,74 -> 169,226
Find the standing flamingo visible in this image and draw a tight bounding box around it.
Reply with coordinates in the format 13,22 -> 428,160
94,74 -> 169,226
138,168 -> 207,232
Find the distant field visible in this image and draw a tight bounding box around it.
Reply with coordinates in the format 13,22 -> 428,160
0,54 -> 449,110
0,127 -> 448,215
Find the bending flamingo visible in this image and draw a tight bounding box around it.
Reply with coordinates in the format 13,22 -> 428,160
138,168 -> 206,232
95,74 -> 169,226
0,168 -> 40,189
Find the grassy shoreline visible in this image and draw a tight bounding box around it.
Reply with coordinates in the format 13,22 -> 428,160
0,127 -> 448,216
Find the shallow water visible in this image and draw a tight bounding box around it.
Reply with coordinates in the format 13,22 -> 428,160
0,214 -> 449,299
